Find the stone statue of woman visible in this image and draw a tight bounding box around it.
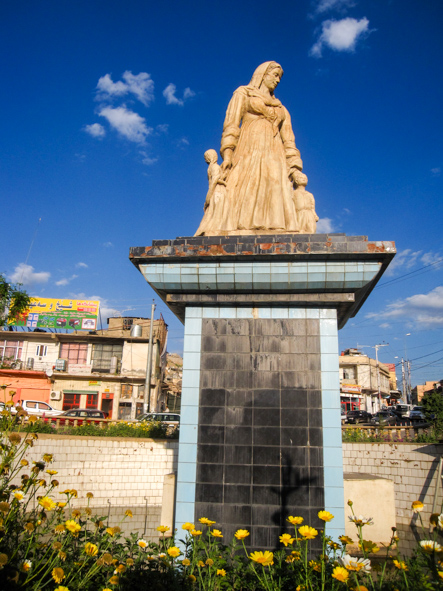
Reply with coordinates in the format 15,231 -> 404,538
195,61 -> 316,236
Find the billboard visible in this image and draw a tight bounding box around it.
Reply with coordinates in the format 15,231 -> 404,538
10,298 -> 100,331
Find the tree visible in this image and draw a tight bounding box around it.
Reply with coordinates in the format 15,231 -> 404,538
421,385 -> 443,433
0,274 -> 31,328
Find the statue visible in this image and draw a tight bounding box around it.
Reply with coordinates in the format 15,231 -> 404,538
195,61 -> 317,236
294,187 -> 319,234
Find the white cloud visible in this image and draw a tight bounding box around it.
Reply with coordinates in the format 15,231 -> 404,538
310,17 -> 371,58
99,106 -> 151,144
367,286 -> 443,328
140,150 -> 158,166
316,217 -> 335,232
384,249 -> 442,276
9,264 -> 50,286
313,0 -> 356,14
84,123 -> 106,138
431,167 -> 441,177
96,71 -> 154,106
55,274 -> 78,287
76,262 -> 88,269
163,83 -> 195,106
103,242 -> 113,248
156,124 -> 169,134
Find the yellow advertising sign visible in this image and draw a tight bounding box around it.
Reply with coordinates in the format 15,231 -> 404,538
12,298 -> 100,331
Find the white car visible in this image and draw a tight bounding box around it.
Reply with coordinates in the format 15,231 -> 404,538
409,406 -> 426,421
18,400 -> 63,417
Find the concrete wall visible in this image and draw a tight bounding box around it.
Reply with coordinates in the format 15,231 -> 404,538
16,434 -> 178,540
343,442 -> 443,555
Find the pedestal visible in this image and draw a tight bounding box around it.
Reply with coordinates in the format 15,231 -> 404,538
130,233 -> 395,547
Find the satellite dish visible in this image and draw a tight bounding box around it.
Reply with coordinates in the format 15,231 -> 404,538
45,369 -> 53,377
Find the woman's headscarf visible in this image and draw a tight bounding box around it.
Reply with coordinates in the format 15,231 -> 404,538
249,61 -> 283,91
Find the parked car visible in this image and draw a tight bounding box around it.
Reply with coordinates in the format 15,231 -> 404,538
346,410 -> 372,424
0,401 -> 17,414
19,400 -> 63,417
138,412 -> 180,427
341,408 -> 347,424
409,406 -> 426,422
392,404 -> 412,418
371,410 -> 397,426
55,409 -> 107,424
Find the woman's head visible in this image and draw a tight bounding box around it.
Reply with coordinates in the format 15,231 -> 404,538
249,62 -> 283,91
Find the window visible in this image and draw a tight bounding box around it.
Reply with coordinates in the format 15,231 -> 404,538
38,403 -> 51,411
59,343 -> 88,365
91,343 -> 123,373
343,366 -> 356,380
86,393 -> 98,409
0,340 -> 23,362
36,345 -> 47,357
63,393 -> 81,411
123,318 -> 133,331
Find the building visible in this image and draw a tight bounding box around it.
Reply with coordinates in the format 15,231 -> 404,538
411,379 -> 443,405
0,316 -> 168,419
339,348 -> 392,413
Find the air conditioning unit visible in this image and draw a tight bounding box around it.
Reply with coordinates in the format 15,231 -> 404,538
26,358 -> 34,370
55,359 -> 67,371
11,360 -> 22,369
50,391 -> 61,401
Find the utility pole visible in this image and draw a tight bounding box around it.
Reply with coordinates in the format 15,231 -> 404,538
401,358 -> 406,404
143,300 -> 156,414
374,344 -> 389,412
407,360 -> 412,405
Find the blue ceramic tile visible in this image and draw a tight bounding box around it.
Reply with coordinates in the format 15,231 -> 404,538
175,481 -> 196,503
178,443 -> 198,464
324,466 -> 345,485
184,335 -> 201,354
180,387 -> 200,406
182,351 -> 201,371
323,427 -> 342,447
320,309 -> 337,319
219,308 -> 237,318
320,319 -> 338,336
323,446 -> 344,468
258,308 -> 272,318
182,369 -> 201,389
202,308 -> 218,318
253,262 -> 271,273
236,308 -> 254,318
289,262 -> 308,273
320,335 -> 339,355
321,355 -> 339,372
306,310 -> 320,318
324,485 -> 345,509
186,308 -> 203,319
271,308 -> 289,318
322,409 -> 341,429
321,371 -> 340,390
321,390 -> 341,409
178,424 -> 198,444
289,309 -> 306,318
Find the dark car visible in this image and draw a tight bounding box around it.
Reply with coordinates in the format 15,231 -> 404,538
54,409 -> 107,424
409,406 -> 426,422
346,410 -> 372,424
371,411 -> 397,426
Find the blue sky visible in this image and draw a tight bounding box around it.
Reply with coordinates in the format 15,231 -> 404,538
1,0 -> 442,389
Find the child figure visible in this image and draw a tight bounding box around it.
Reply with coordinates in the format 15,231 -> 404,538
293,187 -> 319,234
204,149 -> 222,210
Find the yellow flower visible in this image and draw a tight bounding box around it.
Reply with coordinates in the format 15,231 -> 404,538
86,492 -> 94,498
54,587 -> 69,591
59,551 -> 67,561
115,564 -> 126,573
55,524 -> 66,534
309,560 -> 321,572
332,566 -> 349,582
20,559 -> 32,572
318,510 -> 334,522
65,520 -> 81,535
217,569 -> 226,576
206,558 -> 214,566
339,535 -> 353,545
438,572 -> 443,580
287,515 -> 303,525
393,559 -> 408,571
8,433 -> 21,445
38,496 -> 56,511
279,533 -> 295,546
13,492 -> 24,502
20,459 -> 29,466
182,558 -> 191,566
412,501 -> 424,513
43,454 -> 53,462
102,589 -> 113,591
157,525 -> 170,533
191,529 -> 202,536
299,525 -> 318,539
125,510 -> 133,518
182,522 -> 195,531
167,547 -> 181,558
197,560 -> 206,567
126,558 -> 134,566
102,553 -> 113,565
72,509 -> 81,518
250,551 -> 274,566
235,529 -> 250,540
52,567 -> 65,583
57,502 -> 67,509
359,540 -> 380,554
85,543 -> 99,556
211,529 -> 223,538
0,554 -> 8,566
199,517 -> 216,525
0,502 -> 10,513
46,469 -> 58,475
106,527 -> 119,537
109,575 -> 119,585
188,575 -> 196,582
137,539 -> 148,548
